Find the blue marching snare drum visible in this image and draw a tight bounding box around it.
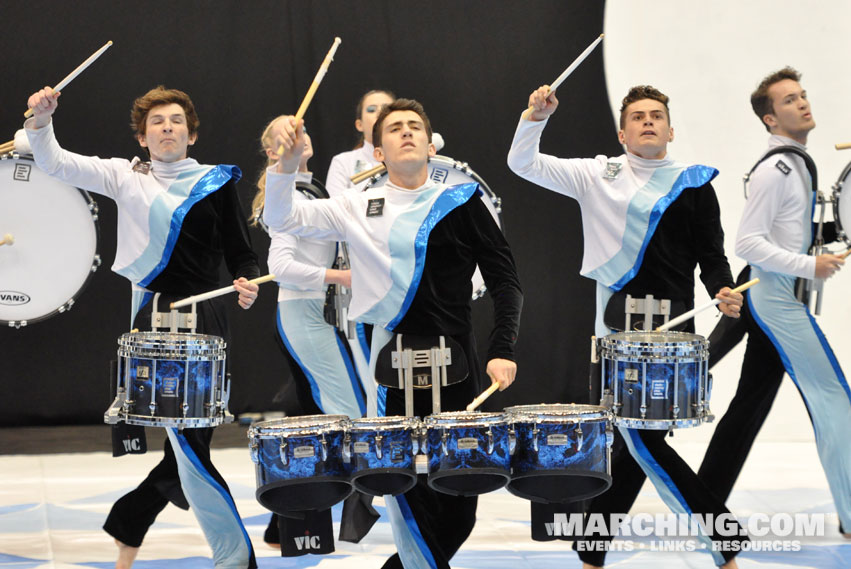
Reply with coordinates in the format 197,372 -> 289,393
506,404 -> 613,503
249,415 -> 352,513
424,411 -> 511,496
104,331 -> 229,427
345,416 -> 421,496
599,331 -> 711,429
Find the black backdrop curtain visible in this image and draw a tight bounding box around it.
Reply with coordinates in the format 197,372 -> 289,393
0,0 -> 620,426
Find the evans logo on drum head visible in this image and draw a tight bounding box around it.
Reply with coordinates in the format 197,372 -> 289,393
0,291 -> 31,306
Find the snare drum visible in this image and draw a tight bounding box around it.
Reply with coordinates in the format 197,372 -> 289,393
506,404 -> 613,503
424,411 -> 510,496
599,331 -> 711,429
363,155 -> 503,299
249,415 -> 352,512
0,154 -> 101,327
832,161 -> 851,247
105,331 -> 229,427
345,416 -> 420,496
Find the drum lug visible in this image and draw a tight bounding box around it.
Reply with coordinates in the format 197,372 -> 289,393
375,433 -> 384,460
249,436 -> 259,464
639,404 -> 647,419
672,404 -> 680,419
486,427 -> 495,455
343,433 -> 352,462
441,429 -> 449,456
508,427 -> 516,455
605,423 -> 614,448
321,434 -> 328,462
149,402 -> 157,416
181,402 -> 189,417
532,423 -> 540,452
575,425 -> 584,452
279,438 -> 288,466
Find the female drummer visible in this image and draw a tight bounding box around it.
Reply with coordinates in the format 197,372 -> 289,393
251,116 -> 375,552
324,89 -> 396,196
26,86 -> 259,569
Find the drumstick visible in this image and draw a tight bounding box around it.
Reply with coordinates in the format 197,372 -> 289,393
521,33 -> 604,120
466,382 -> 500,412
276,37 -> 341,155
656,278 -> 760,332
0,233 -> 14,246
169,273 -> 276,310
836,142 -> 851,150
0,140 -> 15,153
350,163 -> 386,185
840,249 -> 851,260
24,41 -> 113,118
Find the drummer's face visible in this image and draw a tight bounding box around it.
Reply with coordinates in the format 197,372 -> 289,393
764,79 -> 815,144
137,103 -> 197,163
357,92 -> 394,145
618,99 -> 673,160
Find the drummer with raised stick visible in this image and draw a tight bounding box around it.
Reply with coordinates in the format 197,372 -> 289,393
25,82 -> 260,569
264,97 -> 523,569
508,63 -> 745,564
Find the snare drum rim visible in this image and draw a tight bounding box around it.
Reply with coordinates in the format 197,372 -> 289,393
601,330 -> 707,346
832,162 -> 851,247
1,154 -> 101,327
118,331 -> 227,360
347,416 -> 421,431
250,415 -> 351,437
505,403 -> 611,423
424,410 -> 508,428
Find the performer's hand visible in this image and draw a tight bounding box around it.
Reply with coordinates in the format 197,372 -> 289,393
486,358 -> 517,391
815,253 -> 844,279
325,269 -> 351,288
27,87 -> 60,128
715,287 -> 742,318
272,116 -> 305,174
527,85 -> 558,121
234,277 -> 259,309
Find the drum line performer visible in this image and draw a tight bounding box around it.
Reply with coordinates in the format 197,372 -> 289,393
25,86 -> 260,569
263,98 -> 523,569
699,67 -> 851,536
251,116 -> 377,554
507,84 -> 745,568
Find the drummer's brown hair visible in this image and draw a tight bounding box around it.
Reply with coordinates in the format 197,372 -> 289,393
372,98 -> 433,149
751,67 -> 801,132
353,89 -> 395,150
619,85 -> 670,129
130,86 -> 200,137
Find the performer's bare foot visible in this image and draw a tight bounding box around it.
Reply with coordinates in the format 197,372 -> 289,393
720,559 -> 738,569
842,532 -> 851,540
114,538 -> 139,569
582,564 -> 603,569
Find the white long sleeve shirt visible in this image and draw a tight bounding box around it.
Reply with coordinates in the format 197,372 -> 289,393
324,142 -> 380,197
736,135 -> 816,279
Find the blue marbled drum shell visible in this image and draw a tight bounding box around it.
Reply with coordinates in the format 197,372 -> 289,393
254,429 -> 348,488
604,357 -> 702,421
511,419 -> 608,475
426,424 -> 511,474
126,357 -> 215,417
348,427 -> 416,474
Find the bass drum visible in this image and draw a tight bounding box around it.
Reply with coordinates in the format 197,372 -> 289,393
0,154 -> 100,327
363,155 -> 503,300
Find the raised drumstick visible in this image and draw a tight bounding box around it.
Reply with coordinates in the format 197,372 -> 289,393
521,34 -> 604,120
840,249 -> 851,260
836,142 -> 851,150
0,233 -> 14,246
276,37 -> 341,155
656,278 -> 760,332
466,382 -> 500,412
25,41 -> 113,118
169,273 -> 276,310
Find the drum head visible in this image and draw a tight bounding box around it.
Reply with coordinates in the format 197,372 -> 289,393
834,163 -> 851,247
0,155 -> 99,326
363,155 -> 503,300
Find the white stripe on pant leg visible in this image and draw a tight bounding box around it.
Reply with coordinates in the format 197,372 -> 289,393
384,494 -> 438,569
166,428 -> 252,569
620,427 -> 725,566
748,268 -> 851,530
349,334 -> 378,417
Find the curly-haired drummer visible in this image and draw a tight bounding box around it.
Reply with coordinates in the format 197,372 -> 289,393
263,98 -> 523,569
508,84 -> 745,568
25,86 -> 260,569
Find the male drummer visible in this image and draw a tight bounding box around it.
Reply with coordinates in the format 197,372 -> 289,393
25,86 -> 260,569
263,98 -> 523,569
698,67 -> 851,537
507,85 -> 745,567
